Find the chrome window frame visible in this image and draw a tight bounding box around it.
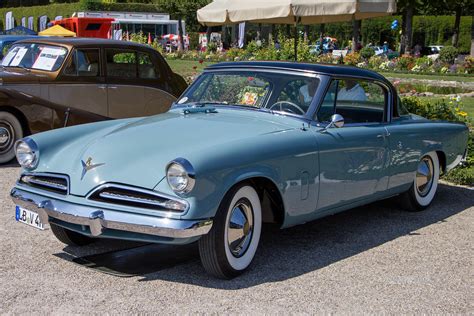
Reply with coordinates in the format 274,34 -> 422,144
176,68 -> 323,122
311,75 -> 394,127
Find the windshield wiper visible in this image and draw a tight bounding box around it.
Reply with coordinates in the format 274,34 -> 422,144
183,101 -> 229,107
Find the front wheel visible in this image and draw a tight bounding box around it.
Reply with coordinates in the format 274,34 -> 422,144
0,111 -> 23,164
198,184 -> 262,279
401,151 -> 440,211
50,224 -> 95,246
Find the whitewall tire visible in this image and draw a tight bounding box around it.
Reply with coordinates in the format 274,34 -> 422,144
198,184 -> 262,279
402,151 -> 440,211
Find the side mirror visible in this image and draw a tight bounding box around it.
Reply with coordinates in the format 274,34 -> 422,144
320,114 -> 344,133
330,114 -> 344,128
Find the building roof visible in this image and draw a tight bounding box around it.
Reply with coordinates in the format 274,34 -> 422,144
207,61 -> 388,82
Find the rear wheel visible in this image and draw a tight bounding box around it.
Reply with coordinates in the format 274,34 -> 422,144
401,152 -> 440,211
50,224 -> 95,246
0,111 -> 23,164
199,184 -> 262,279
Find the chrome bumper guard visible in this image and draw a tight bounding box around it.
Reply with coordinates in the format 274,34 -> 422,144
11,188 -> 212,239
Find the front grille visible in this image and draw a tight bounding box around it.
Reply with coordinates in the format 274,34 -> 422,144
88,185 -> 188,212
20,174 -> 69,195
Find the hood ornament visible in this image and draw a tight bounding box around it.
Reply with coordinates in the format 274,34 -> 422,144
81,157 -> 105,180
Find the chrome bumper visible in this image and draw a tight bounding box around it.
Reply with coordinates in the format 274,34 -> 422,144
10,188 -> 212,239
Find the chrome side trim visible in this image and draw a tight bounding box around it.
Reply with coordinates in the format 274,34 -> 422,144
11,188 -> 212,239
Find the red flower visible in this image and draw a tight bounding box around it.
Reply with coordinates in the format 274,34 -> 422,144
248,76 -> 254,81
198,59 -> 204,64
193,66 -> 197,70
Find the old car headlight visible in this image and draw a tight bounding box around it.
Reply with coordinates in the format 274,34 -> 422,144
166,158 -> 195,194
15,138 -> 39,169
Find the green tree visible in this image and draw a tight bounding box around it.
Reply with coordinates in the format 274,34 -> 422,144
153,0 -> 210,50
424,0 -> 474,49
397,0 -> 424,54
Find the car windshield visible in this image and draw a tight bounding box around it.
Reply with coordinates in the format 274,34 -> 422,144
176,71 -> 320,116
1,43 -> 68,72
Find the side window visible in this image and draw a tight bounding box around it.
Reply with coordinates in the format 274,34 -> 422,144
63,49 -> 100,77
317,79 -> 386,124
272,78 -> 318,115
317,80 -> 338,122
106,49 -> 137,79
138,52 -> 158,79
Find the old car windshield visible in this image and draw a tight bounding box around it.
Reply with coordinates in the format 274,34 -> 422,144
1,43 -> 68,72
176,71 -> 320,116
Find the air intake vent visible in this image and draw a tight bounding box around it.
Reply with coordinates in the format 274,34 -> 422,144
20,174 -> 69,195
89,185 -> 188,212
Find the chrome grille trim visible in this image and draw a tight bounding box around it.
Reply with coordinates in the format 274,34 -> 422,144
99,191 -> 170,208
19,173 -> 69,195
88,184 -> 189,213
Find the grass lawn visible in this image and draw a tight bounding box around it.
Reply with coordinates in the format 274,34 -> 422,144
168,59 -> 474,83
167,59 -> 215,78
419,96 -> 474,118
380,72 -> 474,82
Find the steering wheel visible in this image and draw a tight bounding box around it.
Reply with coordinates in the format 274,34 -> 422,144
269,101 -> 305,115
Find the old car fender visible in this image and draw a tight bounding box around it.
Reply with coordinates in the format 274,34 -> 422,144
154,129 -> 320,223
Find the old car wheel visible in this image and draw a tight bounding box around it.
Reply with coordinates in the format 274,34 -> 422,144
402,152 -> 440,211
198,184 -> 262,279
50,223 -> 95,246
0,111 -> 23,164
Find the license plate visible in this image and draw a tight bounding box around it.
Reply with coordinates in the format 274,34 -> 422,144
15,206 -> 44,230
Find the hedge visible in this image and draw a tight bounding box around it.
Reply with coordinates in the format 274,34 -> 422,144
0,1 -> 167,31
0,3 -> 81,31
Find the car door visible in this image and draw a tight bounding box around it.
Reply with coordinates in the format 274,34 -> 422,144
50,47 -> 108,128
139,50 -> 177,115
105,48 -> 175,118
314,78 -> 390,210
105,48 -> 145,119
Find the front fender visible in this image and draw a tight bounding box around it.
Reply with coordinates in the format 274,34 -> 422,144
154,128 -> 319,222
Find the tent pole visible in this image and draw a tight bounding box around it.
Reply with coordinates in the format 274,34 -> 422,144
294,17 -> 298,62
294,26 -> 297,61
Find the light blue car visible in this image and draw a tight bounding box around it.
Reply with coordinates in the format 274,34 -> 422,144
10,62 -> 469,279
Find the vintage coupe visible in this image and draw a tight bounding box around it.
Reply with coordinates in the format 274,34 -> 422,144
0,37 -> 187,163
11,62 -> 468,279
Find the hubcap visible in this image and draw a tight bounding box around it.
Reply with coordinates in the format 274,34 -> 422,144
416,156 -> 434,197
0,123 -> 13,153
227,198 -> 254,258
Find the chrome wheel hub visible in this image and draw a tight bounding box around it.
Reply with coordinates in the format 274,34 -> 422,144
0,124 -> 12,152
227,198 -> 254,258
416,156 -> 434,197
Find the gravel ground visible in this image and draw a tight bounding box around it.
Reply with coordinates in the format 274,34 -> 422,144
1,165 -> 473,314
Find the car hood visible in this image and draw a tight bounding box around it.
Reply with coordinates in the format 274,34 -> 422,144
36,108 -> 301,196
0,68 -> 49,83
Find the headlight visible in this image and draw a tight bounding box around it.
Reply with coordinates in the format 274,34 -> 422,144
15,138 -> 39,169
166,158 -> 195,194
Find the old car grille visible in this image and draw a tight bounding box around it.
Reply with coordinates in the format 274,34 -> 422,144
19,174 -> 69,195
88,185 -> 188,212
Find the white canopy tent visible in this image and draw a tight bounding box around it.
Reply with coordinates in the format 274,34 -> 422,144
197,0 -> 396,59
